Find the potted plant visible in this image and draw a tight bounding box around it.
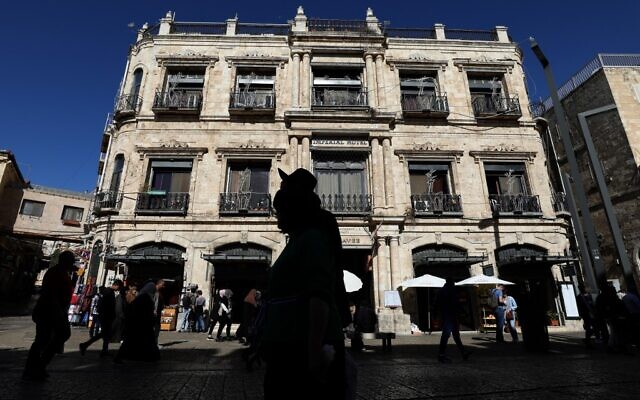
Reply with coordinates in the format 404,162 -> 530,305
547,310 -> 560,326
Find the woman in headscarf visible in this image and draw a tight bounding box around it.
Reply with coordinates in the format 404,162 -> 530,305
114,281 -> 160,363
262,168 -> 346,400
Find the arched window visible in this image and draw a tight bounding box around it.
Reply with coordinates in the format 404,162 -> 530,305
130,68 -> 143,99
109,155 -> 125,193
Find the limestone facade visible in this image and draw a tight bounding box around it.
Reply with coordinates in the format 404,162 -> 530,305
92,8 -> 572,333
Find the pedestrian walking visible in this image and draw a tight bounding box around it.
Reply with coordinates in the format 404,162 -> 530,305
88,288 -> 102,338
207,291 -> 222,340
152,278 -> 165,342
435,277 -> 472,363
619,288 -> 640,346
216,291 -> 233,341
576,284 -> 597,348
237,289 -> 259,344
23,251 -> 76,381
596,282 -> 631,353
114,281 -> 160,363
111,284 -> 126,343
178,286 -> 196,332
262,168 -> 346,400
503,290 -> 519,343
79,279 -> 123,357
194,290 -> 206,332
490,284 -> 507,343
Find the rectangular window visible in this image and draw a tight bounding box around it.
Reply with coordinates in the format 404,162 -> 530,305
232,68 -> 276,108
312,67 -> 367,107
20,200 -> 45,217
408,163 -> 451,195
484,163 -> 527,195
61,206 -> 84,222
313,153 -> 371,214
148,160 -> 193,193
220,161 -> 271,213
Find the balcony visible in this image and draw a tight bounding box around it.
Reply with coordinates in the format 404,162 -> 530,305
553,192 -> 570,215
401,94 -> 449,118
152,90 -> 202,114
319,193 -> 372,216
114,94 -> 142,119
312,87 -> 368,109
411,193 -> 462,216
489,194 -> 542,216
94,191 -> 123,214
219,192 -> 271,216
471,96 -> 521,119
135,192 -> 189,215
229,91 -> 275,115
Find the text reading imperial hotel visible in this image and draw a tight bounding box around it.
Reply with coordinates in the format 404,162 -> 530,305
90,7 -> 576,333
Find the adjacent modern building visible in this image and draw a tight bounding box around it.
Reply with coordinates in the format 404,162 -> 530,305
0,150 -> 93,305
91,8 -> 575,333
537,54 -> 640,292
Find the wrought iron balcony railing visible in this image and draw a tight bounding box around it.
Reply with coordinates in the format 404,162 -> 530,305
308,19 -> 372,34
384,27 -> 436,39
401,94 -> 449,116
135,192 -> 189,215
319,193 -> 371,215
312,87 -> 368,108
489,194 -> 542,216
94,191 -> 123,213
114,94 -> 142,117
471,95 -> 521,118
411,193 -> 462,215
152,90 -> 203,113
229,91 -> 275,112
219,192 -> 271,215
553,192 -> 569,214
444,29 -> 498,41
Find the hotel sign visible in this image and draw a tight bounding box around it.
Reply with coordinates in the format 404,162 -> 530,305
312,138 -> 370,148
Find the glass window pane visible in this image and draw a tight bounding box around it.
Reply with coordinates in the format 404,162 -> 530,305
62,206 -> 83,221
20,200 -> 45,217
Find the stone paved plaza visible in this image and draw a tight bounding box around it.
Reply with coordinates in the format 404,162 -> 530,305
1,316 -> 639,399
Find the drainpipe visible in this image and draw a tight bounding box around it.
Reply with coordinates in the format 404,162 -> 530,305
577,104 -> 637,294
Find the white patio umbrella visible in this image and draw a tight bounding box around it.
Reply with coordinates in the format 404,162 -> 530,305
400,274 -> 446,333
343,270 -> 363,293
455,274 -> 514,286
400,274 -> 446,290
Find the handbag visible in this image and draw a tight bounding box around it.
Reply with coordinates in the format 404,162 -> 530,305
506,310 -> 514,321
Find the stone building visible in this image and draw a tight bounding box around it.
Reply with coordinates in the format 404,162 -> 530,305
91,8 -> 573,333
537,54 -> 640,291
0,150 -> 92,306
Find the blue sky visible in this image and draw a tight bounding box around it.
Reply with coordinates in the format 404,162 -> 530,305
2,0 -> 638,192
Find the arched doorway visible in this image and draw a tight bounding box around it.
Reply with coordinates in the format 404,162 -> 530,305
106,242 -> 186,305
410,244 -> 486,331
202,243 -> 271,324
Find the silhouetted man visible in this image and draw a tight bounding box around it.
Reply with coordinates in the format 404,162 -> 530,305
79,279 -> 123,357
435,277 -> 471,363
23,251 -> 76,380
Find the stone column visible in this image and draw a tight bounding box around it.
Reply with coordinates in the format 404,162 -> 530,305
376,236 -> 389,310
365,54 -> 377,108
289,136 -> 299,170
389,236 -> 400,291
371,138 -> 386,209
301,137 -> 310,170
291,53 -> 301,107
301,52 -> 311,108
375,54 -> 386,108
382,137 -> 394,208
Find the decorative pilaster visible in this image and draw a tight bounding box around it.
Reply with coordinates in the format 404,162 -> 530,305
371,138 -> 386,209
301,137 -> 310,170
389,236 -> 400,291
289,136 -> 299,170
365,54 -> 378,108
375,54 -> 386,108
301,52 -> 311,108
291,53 -> 301,107
376,236 -> 389,311
382,137 -> 394,208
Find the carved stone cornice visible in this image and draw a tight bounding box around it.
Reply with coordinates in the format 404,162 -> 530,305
136,142 -> 208,160
156,51 -> 219,67
469,146 -> 536,164
225,54 -> 289,69
215,145 -> 286,161
385,56 -> 448,71
395,145 -> 463,163
453,58 -> 515,73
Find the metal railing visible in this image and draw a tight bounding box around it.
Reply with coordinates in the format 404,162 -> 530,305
553,192 -> 569,213
401,94 -> 449,114
171,22 -> 226,35
542,54 -> 640,112
319,193 -> 371,215
384,27 -> 436,39
411,193 -> 462,215
308,19 -> 372,33
445,29 -> 498,41
529,101 -> 546,118
471,95 -> 521,117
236,23 -> 290,36
219,192 -> 271,215
153,90 -> 202,111
229,91 -> 275,110
135,192 -> 189,215
489,194 -> 542,215
312,87 -> 368,107
114,94 -> 142,115
94,191 -> 123,212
